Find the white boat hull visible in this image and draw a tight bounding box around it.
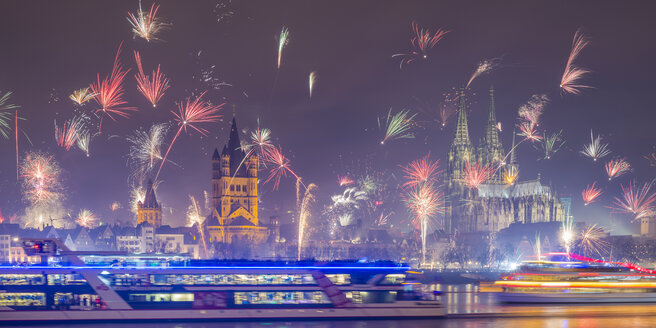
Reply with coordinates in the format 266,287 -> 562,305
0,302 -> 445,322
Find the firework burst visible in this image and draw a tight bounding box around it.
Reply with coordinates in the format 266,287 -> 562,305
578,225 -> 610,258
249,126 -> 273,155
20,152 -> 63,206
76,209 -> 98,228
262,145 -> 303,190
308,71 -> 317,98
518,94 -> 549,126
466,58 -> 501,88
393,21 -> 449,69
338,175 -> 355,187
582,181 -> 602,205
76,131 -> 91,157
91,43 -> 136,133
404,183 -> 443,264
155,92 -> 224,180
605,158 -> 631,181
539,130 -> 565,159
55,115 -> 86,151
127,1 -> 169,42
461,162 -> 494,189
517,122 -> 542,142
378,108 -> 417,145
503,166 -> 519,185
128,123 -> 170,182
580,130 -> 611,161
400,153 -> 441,188
560,29 -> 591,95
134,51 -> 170,107
69,87 -> 96,105
277,26 -> 289,69
187,195 -> 208,257
0,91 -> 21,180
610,181 -> 656,220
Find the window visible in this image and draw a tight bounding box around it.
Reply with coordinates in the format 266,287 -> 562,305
150,274 -> 316,286
380,274 -> 406,285
243,185 -> 248,192
325,274 -> 351,285
0,274 -> 45,285
0,293 -> 45,306
129,293 -> 193,302
230,185 -> 234,191
236,185 -> 241,192
234,291 -> 330,305
48,274 -> 86,285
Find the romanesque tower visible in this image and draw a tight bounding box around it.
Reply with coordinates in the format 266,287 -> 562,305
137,179 -> 162,227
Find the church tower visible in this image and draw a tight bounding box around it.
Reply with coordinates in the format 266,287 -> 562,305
446,88 -> 475,189
207,116 -> 266,245
478,85 -> 505,184
137,179 -> 162,227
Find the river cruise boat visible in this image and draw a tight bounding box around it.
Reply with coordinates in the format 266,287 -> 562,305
494,252 -> 656,303
0,239 -> 444,322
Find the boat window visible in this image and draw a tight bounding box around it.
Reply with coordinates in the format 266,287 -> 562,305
149,274 -> 316,285
0,292 -> 46,306
233,291 -> 330,305
47,274 -> 87,285
324,274 -> 351,285
129,293 -> 194,302
0,274 -> 45,285
380,274 -> 406,285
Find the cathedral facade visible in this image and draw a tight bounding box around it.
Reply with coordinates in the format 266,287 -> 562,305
444,86 -> 565,234
205,117 -> 268,244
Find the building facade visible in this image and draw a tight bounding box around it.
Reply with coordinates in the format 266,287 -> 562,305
206,117 -> 267,244
137,179 -> 162,228
444,86 -> 565,233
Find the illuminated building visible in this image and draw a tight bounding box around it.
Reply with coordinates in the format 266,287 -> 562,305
137,179 -> 162,228
206,117 -> 267,244
444,86 -> 566,233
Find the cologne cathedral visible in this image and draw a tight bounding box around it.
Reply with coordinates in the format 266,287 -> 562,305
444,86 -> 566,234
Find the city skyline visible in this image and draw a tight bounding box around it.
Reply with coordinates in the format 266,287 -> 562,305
1,0 -> 655,234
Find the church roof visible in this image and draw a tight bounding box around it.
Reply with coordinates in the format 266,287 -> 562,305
205,214 -> 221,227
212,148 -> 220,160
477,180 -> 553,199
229,216 -> 254,226
142,179 -> 159,208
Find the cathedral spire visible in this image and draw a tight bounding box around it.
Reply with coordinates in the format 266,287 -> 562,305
452,88 -> 472,147
510,129 -> 517,166
478,85 -> 504,183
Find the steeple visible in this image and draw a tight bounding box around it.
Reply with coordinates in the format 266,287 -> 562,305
452,88 -> 472,148
143,179 -> 158,208
478,85 -> 504,183
226,117 -> 246,175
510,129 -> 518,166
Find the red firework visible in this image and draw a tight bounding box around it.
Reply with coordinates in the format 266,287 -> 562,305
338,175 -> 355,187
393,21 -> 450,69
400,153 -> 441,188
262,145 -> 302,190
403,183 -> 443,229
54,118 -> 82,151
91,43 -> 136,133
605,158 -> 631,181
560,29 -> 592,95
582,182 -> 602,205
610,182 -> 656,220
155,92 -> 224,180
518,122 -> 543,142
461,162 -> 494,189
134,51 -> 170,107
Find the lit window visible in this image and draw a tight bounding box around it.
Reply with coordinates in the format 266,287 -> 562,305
0,293 -> 45,306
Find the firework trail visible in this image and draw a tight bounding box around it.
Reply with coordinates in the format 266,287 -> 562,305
578,225 -> 610,258
644,153 -> 656,167
503,166 -> 519,185
393,21 -> 449,69
496,122 -> 502,132
128,123 -> 170,182
466,58 -> 501,88
561,215 -> 575,255
134,51 -> 170,107
262,145 -> 304,190
308,71 -> 317,98
539,130 -> 564,159
0,91 -> 21,180
461,162 -> 494,189
400,153 -> 441,188
582,182 -> 602,205
76,209 -> 98,228
580,130 -> 611,161
298,183 -> 318,260
610,181 -> 656,220
155,92 -> 224,180
560,29 -> 591,95
20,152 -> 63,206
127,1 -> 168,42
605,158 -> 631,180
69,88 -> 96,105
76,131 -> 91,157
91,43 -> 136,134
404,183 -> 443,264
378,108 -> 417,145
277,26 -> 289,69
129,184 -> 146,216
54,115 -> 86,151
110,201 -> 122,211
337,175 -> 355,186
187,195 -> 208,258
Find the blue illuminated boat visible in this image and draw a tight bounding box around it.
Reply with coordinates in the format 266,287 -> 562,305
0,239 -> 444,322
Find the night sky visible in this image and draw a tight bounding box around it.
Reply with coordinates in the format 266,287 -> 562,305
1,0 -> 655,232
